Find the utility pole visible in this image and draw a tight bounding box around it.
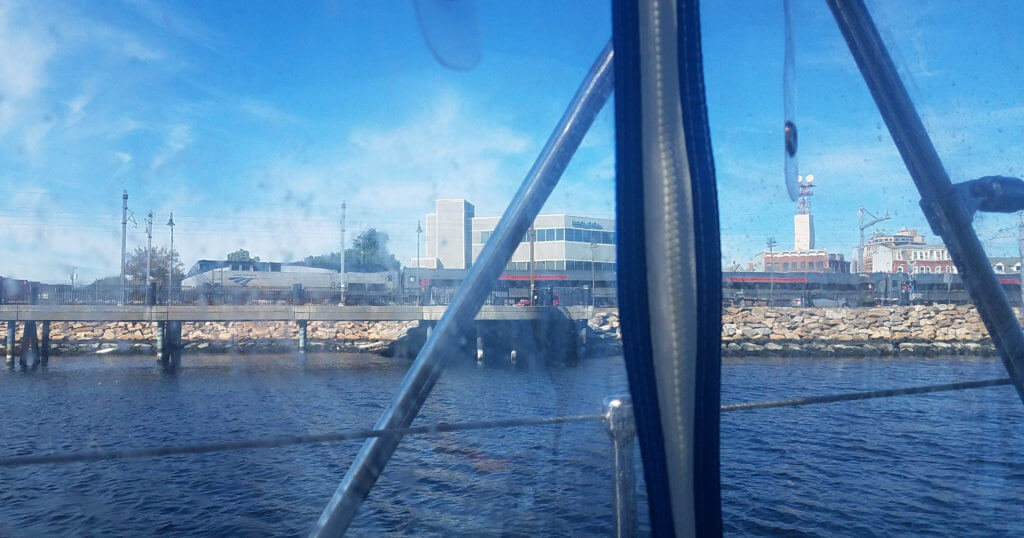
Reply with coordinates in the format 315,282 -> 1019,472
768,239 -> 775,304
145,211 -> 153,306
167,212 -> 175,305
120,190 -> 128,304
857,206 -> 890,273
340,201 -> 347,303
528,225 -> 536,304
416,220 -> 423,306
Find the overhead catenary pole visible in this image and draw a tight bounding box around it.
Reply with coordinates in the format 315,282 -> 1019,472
768,240 -> 775,305
857,206 -> 890,273
340,202 -> 346,276
120,190 -> 128,304
167,212 -> 175,305
145,212 -> 153,306
340,201 -> 347,303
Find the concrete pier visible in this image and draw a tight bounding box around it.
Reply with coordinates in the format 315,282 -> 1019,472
0,305 -> 598,370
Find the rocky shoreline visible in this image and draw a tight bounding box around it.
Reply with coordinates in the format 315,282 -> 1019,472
591,304 -> 1000,357
0,304 -> 1005,357
0,321 -> 419,356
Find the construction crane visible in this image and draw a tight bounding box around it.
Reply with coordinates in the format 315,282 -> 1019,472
858,207 -> 891,273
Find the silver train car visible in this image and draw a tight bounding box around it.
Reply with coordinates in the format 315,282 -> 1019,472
181,260 -> 399,304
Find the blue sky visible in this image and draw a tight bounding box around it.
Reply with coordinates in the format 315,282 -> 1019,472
1,0 -> 1022,283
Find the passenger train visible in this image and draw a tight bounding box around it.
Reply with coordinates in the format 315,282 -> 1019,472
722,271 -> 1024,307
181,260 -> 402,305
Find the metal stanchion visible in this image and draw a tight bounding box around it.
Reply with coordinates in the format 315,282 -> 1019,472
603,396 -> 638,538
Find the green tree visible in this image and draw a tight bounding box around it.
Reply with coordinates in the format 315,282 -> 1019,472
226,249 -> 259,262
299,228 -> 400,272
124,246 -> 184,287
90,276 -> 120,287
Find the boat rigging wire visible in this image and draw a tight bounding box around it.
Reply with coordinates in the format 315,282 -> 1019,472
1,378 -> 1011,469
0,414 -> 603,469
312,40 -> 617,537
720,377 -> 1011,412
826,0 -> 1024,405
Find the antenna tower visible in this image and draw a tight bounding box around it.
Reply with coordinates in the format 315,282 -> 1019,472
796,174 -> 815,214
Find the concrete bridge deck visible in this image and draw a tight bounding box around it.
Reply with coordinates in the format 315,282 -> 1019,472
0,305 -> 598,323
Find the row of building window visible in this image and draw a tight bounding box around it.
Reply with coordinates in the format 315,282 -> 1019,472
897,265 -> 957,273
505,260 -> 617,272
896,249 -> 949,261
480,228 -> 616,245
770,261 -> 826,272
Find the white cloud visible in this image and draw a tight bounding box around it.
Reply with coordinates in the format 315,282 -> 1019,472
0,1 -> 56,132
122,0 -> 224,55
150,124 -> 194,171
239,99 -> 298,124
0,92 -> 547,282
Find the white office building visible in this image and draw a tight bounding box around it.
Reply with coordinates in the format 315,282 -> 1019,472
410,199 -> 615,273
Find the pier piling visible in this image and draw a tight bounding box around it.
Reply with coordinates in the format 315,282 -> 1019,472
298,320 -> 308,352
6,321 -> 15,365
160,321 -> 182,372
40,321 -> 50,366
155,321 -> 165,357
20,321 -> 38,369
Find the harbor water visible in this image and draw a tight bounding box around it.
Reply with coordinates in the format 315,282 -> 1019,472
1,353 -> 1022,535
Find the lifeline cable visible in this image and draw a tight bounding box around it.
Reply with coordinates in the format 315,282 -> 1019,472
0,414 -> 602,468
1,378 -> 1013,469
721,377 -> 1011,412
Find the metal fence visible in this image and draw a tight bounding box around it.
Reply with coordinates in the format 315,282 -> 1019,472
5,283 -> 617,308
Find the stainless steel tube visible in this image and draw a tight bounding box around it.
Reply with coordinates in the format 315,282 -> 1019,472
604,396 -> 638,538
826,0 -> 1024,404
311,40 -> 615,536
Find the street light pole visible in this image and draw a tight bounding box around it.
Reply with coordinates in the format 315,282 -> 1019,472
767,236 -> 777,307
167,212 -> 175,305
145,211 -> 153,306
120,190 -> 128,304
416,221 -> 423,305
